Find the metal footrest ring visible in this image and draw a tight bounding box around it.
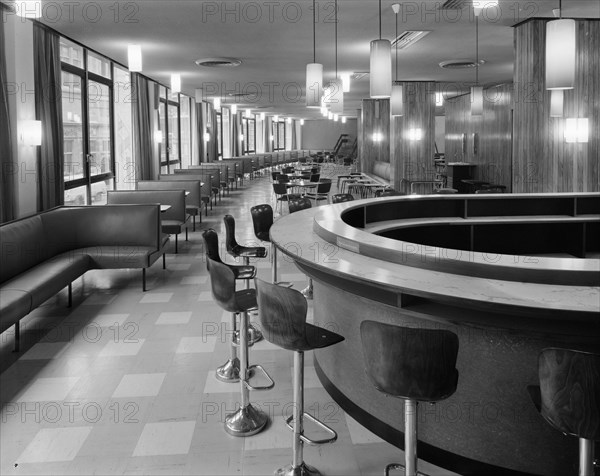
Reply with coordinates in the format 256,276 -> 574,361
285,412 -> 337,445
245,364 -> 275,391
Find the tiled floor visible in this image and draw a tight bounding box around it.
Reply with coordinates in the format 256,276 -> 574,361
0,165 -> 459,475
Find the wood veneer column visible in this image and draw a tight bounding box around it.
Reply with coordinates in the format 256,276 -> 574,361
512,19 -> 600,193
391,82 -> 435,193
444,84 -> 513,191
360,99 -> 390,175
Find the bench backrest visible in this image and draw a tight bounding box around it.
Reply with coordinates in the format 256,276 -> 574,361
107,190 -> 186,222
174,168 -> 220,189
0,205 -> 161,284
160,173 -> 211,197
137,180 -> 201,208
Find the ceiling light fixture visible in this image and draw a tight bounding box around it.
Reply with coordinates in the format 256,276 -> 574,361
391,3 -> 403,117
171,74 -> 181,93
546,1 -> 575,90
342,116 -> 347,124
472,0 -> 498,16
306,0 -> 323,108
300,119 -> 305,126
341,73 -> 351,93
246,108 -> 252,117
436,92 -> 444,107
260,112 -> 265,120
328,0 -> 344,114
471,10 -> 483,116
274,115 -> 279,122
127,45 -> 142,72
370,0 -> 392,98
195,89 -> 203,103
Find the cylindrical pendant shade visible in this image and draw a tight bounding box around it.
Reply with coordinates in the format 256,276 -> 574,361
550,90 -> 564,117
391,84 -> 404,116
370,39 -> 392,98
127,45 -> 142,72
328,78 -> 344,114
545,19 -> 576,90
471,86 -> 484,116
306,63 -> 323,108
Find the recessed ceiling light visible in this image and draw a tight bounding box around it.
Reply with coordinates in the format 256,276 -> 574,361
439,59 -> 486,69
195,57 -> 242,68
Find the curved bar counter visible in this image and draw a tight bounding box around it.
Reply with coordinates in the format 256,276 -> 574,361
269,193 -> 600,476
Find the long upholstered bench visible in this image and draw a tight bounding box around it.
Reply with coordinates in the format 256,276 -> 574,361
0,204 -> 169,351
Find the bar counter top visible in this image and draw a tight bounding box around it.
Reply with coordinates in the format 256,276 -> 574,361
269,193 -> 600,476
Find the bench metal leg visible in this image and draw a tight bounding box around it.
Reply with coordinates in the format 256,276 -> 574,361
175,234 -> 178,254
142,268 -> 147,292
192,215 -> 196,232
13,321 -> 20,353
68,283 -> 72,307
185,227 -> 189,241
162,253 -> 166,269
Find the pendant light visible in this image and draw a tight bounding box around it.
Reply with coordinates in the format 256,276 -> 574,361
306,0 -> 323,108
546,0 -> 575,90
370,0 -> 392,98
328,0 -> 344,114
390,3 -> 403,116
471,11 -> 483,116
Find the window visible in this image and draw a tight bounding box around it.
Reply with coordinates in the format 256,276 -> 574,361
285,120 -> 293,150
113,65 -> 134,190
60,37 -> 115,206
272,121 -> 286,151
222,107 -> 231,158
216,109 -> 222,159
180,95 -> 192,168
158,86 -> 181,173
243,117 -> 256,154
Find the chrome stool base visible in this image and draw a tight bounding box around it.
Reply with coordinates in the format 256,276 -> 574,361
216,358 -> 240,383
276,462 -> 321,476
385,463 -> 429,476
224,404 -> 269,437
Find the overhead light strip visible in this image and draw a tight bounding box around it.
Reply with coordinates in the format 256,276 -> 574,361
391,31 -> 431,50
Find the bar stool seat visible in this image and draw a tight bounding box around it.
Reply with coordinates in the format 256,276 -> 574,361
528,348 -> 600,476
255,278 -> 344,476
207,257 -> 274,437
360,321 -> 459,476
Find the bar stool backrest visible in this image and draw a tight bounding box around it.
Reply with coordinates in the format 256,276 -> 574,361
539,348 -> 600,440
255,278 -> 310,351
223,215 -> 241,255
272,183 -> 288,195
201,229 -> 222,265
288,197 -> 312,214
360,321 -> 459,402
309,174 -> 321,182
206,256 -> 239,312
250,204 -> 273,242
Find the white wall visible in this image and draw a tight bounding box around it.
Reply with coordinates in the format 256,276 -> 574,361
301,119 -> 357,150
4,13 -> 37,217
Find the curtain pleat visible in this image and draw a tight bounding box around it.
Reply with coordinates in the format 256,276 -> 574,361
196,102 -> 205,162
264,117 -> 272,153
132,73 -> 153,180
0,19 -> 15,223
231,112 -> 239,157
211,105 -> 218,160
33,24 -> 64,211
292,121 -> 297,150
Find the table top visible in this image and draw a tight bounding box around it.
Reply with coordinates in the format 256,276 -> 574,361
160,205 -> 171,212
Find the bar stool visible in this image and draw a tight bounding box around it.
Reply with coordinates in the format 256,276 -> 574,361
207,257 -> 274,436
224,214 -> 266,343
360,321 -> 459,476
287,198 -> 313,299
202,229 -> 256,383
331,193 -> 354,204
255,278 -> 345,476
528,348 -> 600,476
250,204 -> 292,288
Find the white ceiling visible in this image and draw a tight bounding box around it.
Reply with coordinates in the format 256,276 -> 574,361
7,0 -> 600,118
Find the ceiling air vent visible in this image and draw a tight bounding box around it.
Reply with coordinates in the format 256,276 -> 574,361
438,0 -> 469,9
351,72 -> 369,80
392,31 -> 431,50
439,59 -> 486,69
195,57 -> 242,68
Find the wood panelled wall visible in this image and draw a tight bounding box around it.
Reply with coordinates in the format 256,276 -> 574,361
391,82 -> 435,192
360,99 -> 390,173
444,84 -> 513,191
513,19 -> 600,193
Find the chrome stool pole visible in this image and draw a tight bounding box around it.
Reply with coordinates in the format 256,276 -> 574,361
216,312 -> 240,383
225,309 -> 273,437
242,256 -> 263,344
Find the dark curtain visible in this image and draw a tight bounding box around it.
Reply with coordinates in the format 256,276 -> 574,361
291,120 -> 297,150
0,18 -> 15,223
196,102 -> 206,162
132,73 -> 153,180
210,105 -> 218,161
264,116 -> 272,153
231,111 -> 240,157
33,24 -> 64,211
